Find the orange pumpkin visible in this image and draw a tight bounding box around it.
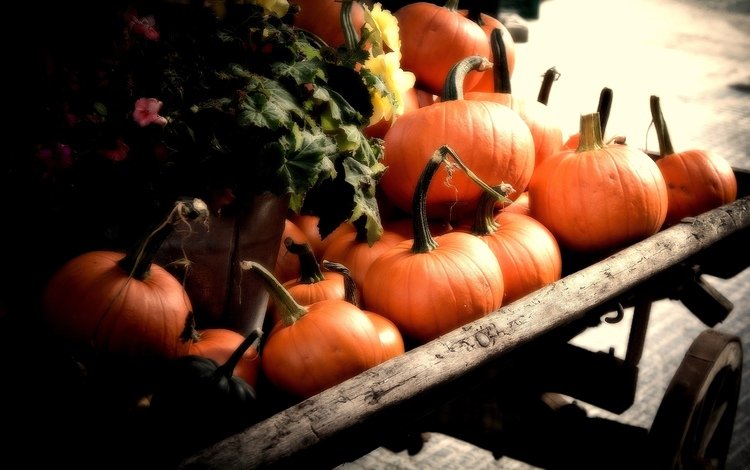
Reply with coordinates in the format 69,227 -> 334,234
395,0 -> 490,95
363,147 -> 504,343
246,261 -> 383,398
529,113 -> 668,253
322,221 -> 408,290
187,328 -> 261,387
649,95 -> 737,226
291,0 -> 366,49
381,55 -> 534,222
42,200 -> 207,361
455,189 -> 562,304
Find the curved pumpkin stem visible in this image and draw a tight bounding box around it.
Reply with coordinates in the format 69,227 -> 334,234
444,0 -> 460,12
490,28 -> 512,94
340,0 -> 359,51
215,327 -> 263,381
466,0 -> 484,25
598,87 -> 613,136
537,67 -> 560,105
241,260 -> 307,326
576,112 -> 605,153
649,95 -> 675,159
285,238 -> 325,284
472,184 -> 514,235
411,145 -> 511,254
118,198 -> 209,281
442,55 -> 493,101
322,260 -> 359,307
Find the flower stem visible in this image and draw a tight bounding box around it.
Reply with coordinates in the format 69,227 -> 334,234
341,0 -> 359,51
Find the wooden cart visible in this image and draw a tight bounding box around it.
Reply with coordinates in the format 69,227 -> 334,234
177,169 -> 749,470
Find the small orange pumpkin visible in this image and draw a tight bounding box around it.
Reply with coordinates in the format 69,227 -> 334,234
649,95 -> 737,226
529,113 -> 668,253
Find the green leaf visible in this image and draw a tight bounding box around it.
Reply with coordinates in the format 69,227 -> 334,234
276,125 -> 336,197
342,157 -> 385,245
237,74 -> 305,130
271,58 -> 325,86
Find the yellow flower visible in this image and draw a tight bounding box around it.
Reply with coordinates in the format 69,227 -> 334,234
254,0 -> 289,18
364,51 -> 416,126
364,2 -> 401,55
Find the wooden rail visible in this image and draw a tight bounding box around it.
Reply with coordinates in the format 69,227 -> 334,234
180,195 -> 750,469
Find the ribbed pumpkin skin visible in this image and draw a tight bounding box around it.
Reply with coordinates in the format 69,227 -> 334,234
291,0 -> 366,49
529,144 -> 668,252
381,100 -> 535,222
322,229 -> 407,290
42,251 -> 192,360
261,299 -> 383,398
396,2 -> 490,95
656,149 -> 737,226
480,212 -> 562,304
362,232 -> 504,343
463,92 -> 563,168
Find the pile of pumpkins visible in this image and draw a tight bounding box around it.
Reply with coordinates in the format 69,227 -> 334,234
40,0 -> 738,436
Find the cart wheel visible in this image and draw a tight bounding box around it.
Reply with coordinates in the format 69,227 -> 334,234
648,329 -> 743,469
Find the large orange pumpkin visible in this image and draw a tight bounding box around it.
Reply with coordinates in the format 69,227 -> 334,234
649,95 -> 737,226
246,261 -> 383,398
529,113 -> 668,253
395,0 -> 490,95
381,55 -> 534,222
363,147 -> 504,343
42,200 -> 206,361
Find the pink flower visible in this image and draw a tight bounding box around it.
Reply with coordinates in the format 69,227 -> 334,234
129,15 -> 159,41
133,98 -> 168,127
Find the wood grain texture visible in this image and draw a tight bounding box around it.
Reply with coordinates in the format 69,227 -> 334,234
180,196 -> 750,470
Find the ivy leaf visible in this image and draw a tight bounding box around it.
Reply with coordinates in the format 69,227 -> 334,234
342,157 -> 385,245
237,74 -> 305,130
277,125 -> 337,209
271,58 -> 325,86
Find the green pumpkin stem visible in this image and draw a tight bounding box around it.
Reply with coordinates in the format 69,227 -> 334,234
285,238 -> 325,284
241,260 -> 307,326
490,28 -> 512,94
649,95 -> 675,158
215,327 -> 263,380
118,198 -> 209,281
472,184 -> 514,235
466,0 -> 484,24
598,87 -> 613,136
442,55 -> 493,101
576,112 -> 605,153
537,67 -> 560,105
322,260 -> 359,307
444,0 -> 460,11
341,0 -> 359,51
411,146 -> 511,254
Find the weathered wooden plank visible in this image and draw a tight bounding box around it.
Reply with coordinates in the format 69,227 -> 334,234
180,196 -> 750,469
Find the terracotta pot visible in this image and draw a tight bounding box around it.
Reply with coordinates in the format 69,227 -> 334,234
156,192 -> 289,335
